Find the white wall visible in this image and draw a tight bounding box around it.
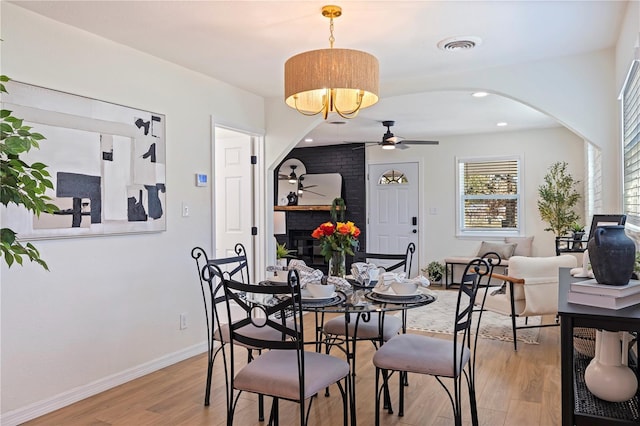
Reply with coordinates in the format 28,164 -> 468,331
366,126 -> 585,268
2,0 -> 639,423
1,4 -> 264,422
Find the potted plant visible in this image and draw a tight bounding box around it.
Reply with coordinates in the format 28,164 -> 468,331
422,261 -> 445,284
537,161 -> 581,238
570,222 -> 585,249
1,75 -> 58,269
275,242 -> 295,267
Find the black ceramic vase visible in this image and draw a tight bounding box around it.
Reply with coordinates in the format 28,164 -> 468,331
587,225 -> 635,286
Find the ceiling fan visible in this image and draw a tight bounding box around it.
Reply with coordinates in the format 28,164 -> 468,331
278,165 -> 299,183
355,120 -> 440,150
297,175 -> 324,197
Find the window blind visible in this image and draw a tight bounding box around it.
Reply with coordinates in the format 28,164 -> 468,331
623,60 -> 640,227
459,158 -> 520,231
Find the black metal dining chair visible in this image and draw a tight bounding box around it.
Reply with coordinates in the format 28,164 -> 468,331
220,269 -> 350,425
372,257 -> 492,426
322,242 -> 416,372
191,244 -> 276,420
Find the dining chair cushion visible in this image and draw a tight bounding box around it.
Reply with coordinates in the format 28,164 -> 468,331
373,333 -> 470,378
215,317 -> 295,348
234,349 -> 350,400
323,313 -> 403,341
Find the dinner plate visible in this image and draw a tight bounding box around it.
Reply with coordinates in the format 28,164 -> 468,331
372,288 -> 422,298
301,290 -> 338,301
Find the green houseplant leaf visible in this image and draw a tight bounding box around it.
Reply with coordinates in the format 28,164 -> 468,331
0,75 -> 58,270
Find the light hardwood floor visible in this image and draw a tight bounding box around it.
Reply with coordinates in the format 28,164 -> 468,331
23,312 -> 561,426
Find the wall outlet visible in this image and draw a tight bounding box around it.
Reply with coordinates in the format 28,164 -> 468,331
179,313 -> 188,330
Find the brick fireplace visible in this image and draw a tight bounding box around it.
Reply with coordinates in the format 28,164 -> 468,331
275,143 -> 366,273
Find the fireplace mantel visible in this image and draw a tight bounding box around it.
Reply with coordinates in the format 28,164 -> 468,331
274,205 -> 345,212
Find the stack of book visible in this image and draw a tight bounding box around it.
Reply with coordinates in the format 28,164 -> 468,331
567,279 -> 640,309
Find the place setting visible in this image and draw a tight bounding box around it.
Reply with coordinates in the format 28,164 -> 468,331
365,272 -> 435,304
300,282 -> 347,307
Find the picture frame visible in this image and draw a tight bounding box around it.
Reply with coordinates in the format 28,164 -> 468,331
1,81 -> 166,240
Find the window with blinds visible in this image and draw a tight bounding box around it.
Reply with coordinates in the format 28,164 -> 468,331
623,60 -> 640,228
457,157 -> 520,233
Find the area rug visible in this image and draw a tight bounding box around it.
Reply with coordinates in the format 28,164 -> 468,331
405,289 -> 542,344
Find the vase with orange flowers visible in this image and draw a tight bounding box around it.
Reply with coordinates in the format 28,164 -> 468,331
311,221 -> 360,278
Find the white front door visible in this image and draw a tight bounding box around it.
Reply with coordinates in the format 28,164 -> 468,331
214,126 -> 255,281
368,162 -> 419,277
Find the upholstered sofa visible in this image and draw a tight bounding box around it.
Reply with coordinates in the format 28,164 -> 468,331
443,236 -> 534,288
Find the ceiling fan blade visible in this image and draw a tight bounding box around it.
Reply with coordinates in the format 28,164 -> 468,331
302,189 -> 325,197
302,184 -> 318,190
348,141 -> 379,144
400,140 -> 439,145
351,144 -> 379,150
395,143 -> 410,150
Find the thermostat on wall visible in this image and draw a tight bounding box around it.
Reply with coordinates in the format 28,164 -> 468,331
195,173 -> 208,187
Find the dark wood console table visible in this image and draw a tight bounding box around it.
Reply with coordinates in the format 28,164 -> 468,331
555,236 -> 588,256
558,268 -> 640,425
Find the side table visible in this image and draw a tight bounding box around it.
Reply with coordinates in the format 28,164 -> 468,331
555,236 -> 588,256
558,268 -> 640,425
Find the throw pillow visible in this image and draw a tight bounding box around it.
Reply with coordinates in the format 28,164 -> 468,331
476,241 -> 517,261
505,236 -> 534,257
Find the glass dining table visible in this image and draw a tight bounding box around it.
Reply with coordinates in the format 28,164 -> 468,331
255,277 -> 437,425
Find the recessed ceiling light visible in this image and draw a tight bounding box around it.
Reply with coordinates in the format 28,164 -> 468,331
304,138 -> 313,143
472,91 -> 488,98
497,122 -> 508,127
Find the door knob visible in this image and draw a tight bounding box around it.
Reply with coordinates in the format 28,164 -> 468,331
412,229 -> 417,233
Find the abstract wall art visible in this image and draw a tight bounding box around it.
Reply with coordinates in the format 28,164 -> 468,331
1,81 -> 166,239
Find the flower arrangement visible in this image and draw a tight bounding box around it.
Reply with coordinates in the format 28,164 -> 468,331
312,221 -> 361,259
311,221 -> 360,277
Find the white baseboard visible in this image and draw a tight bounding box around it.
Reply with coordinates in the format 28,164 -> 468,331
1,341 -> 207,426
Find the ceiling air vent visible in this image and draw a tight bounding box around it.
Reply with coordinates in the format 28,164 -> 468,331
437,36 -> 482,51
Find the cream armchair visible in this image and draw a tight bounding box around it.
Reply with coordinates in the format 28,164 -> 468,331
476,255 -> 577,351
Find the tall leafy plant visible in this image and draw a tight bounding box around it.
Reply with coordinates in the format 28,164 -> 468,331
1,75 -> 58,269
537,161 -> 581,237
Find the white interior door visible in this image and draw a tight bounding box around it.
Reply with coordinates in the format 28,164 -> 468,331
368,162 -> 419,277
214,126 -> 254,280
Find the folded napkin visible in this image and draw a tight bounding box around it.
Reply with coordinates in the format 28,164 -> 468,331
374,273 -> 430,292
326,276 -> 351,292
288,259 -> 315,274
351,262 -> 381,284
299,269 -> 324,288
266,264 -> 287,272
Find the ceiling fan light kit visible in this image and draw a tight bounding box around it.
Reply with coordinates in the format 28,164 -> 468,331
381,142 -> 395,150
284,5 -> 379,119
288,165 -> 298,183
